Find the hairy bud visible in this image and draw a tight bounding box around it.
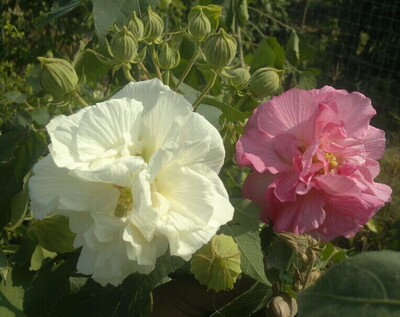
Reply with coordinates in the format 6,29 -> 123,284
142,6 -> 164,43
187,7 -> 211,42
249,67 -> 283,99
228,66 -> 251,90
156,43 -> 180,70
110,26 -> 138,63
203,29 -> 237,69
38,57 -> 78,98
190,234 -> 241,292
127,11 -> 144,41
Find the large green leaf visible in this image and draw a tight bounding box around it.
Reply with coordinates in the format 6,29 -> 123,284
118,251 -> 186,316
250,37 -> 285,71
209,281 -> 272,317
34,0 -> 83,27
298,250 -> 400,317
92,0 -> 160,42
0,128 -> 46,230
0,270 -> 25,317
220,199 -> 271,286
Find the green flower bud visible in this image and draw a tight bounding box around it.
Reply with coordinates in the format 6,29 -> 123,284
190,234 -> 241,292
156,43 -> 180,70
249,67 -> 283,99
158,0 -> 171,10
187,7 -> 211,42
270,293 -> 298,317
127,11 -> 144,41
228,66 -> 251,90
110,26 -> 138,63
142,6 -> 164,43
38,57 -> 78,98
203,28 -> 237,69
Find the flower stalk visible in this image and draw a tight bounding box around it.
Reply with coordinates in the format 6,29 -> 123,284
174,45 -> 199,91
192,69 -> 219,111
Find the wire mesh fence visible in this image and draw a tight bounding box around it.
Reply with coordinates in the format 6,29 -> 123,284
287,0 -> 400,131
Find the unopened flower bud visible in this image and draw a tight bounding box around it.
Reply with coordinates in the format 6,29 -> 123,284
38,57 -> 78,98
228,66 -> 251,90
270,293 -> 298,317
156,43 -> 180,70
127,11 -> 144,41
249,67 -> 283,99
110,26 -> 138,63
142,6 -> 164,43
190,234 -> 241,292
187,7 -> 211,42
158,0 -> 171,10
203,29 -> 237,68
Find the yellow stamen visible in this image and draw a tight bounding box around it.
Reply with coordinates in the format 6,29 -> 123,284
114,187 -> 133,217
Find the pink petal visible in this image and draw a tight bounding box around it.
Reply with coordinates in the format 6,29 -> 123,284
242,172 -> 275,208
256,89 -> 319,144
363,126 -> 386,160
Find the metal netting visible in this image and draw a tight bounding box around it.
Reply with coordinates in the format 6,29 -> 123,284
288,0 -> 400,130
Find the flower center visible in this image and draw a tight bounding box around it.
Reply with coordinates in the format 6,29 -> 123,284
324,152 -> 338,174
114,187 -> 133,217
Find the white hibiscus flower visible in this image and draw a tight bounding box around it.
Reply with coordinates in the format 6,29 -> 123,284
29,79 -> 234,286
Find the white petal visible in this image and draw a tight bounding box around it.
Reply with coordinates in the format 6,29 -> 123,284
46,108 -> 89,169
76,98 -> 143,163
179,112 -> 225,173
111,79 -> 171,115
141,90 -> 192,158
29,155 -> 118,218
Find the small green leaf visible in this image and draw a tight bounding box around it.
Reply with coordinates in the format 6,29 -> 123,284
250,39 -> 276,70
10,186 -> 29,230
10,231 -> 37,268
30,215 -> 76,254
297,70 -> 316,89
220,199 -> 271,286
31,108 -> 50,126
298,250 -> 400,317
29,246 -> 57,271
4,92 -> 27,104
286,29 -> 300,66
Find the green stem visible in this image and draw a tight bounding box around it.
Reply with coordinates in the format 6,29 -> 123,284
248,6 -> 294,31
72,91 -> 88,107
123,66 -> 135,82
139,62 -> 152,79
174,45 -> 199,91
192,70 -> 219,111
235,94 -> 250,109
164,69 -> 170,86
237,27 -> 245,68
150,45 -> 163,80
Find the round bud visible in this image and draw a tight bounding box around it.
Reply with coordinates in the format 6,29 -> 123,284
187,7 -> 211,42
156,43 -> 180,70
158,0 -> 171,10
249,67 -> 283,99
127,11 -> 144,41
110,26 -> 138,63
203,28 -> 237,69
190,234 -> 241,292
142,6 -> 164,43
228,66 -> 251,90
270,293 -> 298,317
38,57 -> 78,98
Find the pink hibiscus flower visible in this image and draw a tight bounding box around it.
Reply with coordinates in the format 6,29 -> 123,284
236,86 -> 392,241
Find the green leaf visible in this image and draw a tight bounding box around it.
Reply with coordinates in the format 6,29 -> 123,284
34,0 -> 83,27
220,199 -> 271,286
298,250 -> 400,317
250,37 -> 285,71
23,252 -> 80,316
30,215 -> 76,254
209,281 -> 272,317
10,186 -> 29,230
0,270 -> 25,317
286,29 -> 300,66
31,108 -> 49,126
0,251 -> 9,282
92,0 -> 160,43
29,246 -> 57,271
118,251 -> 186,316
297,71 -> 316,89
10,231 -> 37,268
4,92 -> 27,105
